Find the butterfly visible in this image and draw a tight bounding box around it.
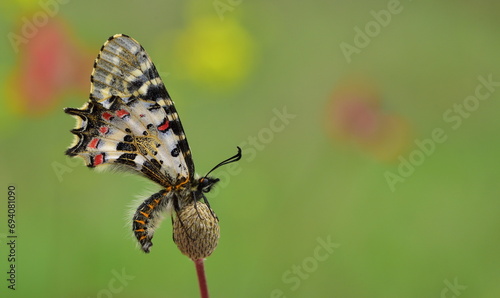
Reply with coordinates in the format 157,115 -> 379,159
65,34 -> 241,253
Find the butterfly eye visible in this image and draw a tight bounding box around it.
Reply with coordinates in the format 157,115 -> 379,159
199,177 -> 219,193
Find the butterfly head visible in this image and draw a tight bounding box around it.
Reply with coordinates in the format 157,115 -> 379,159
198,177 -> 220,193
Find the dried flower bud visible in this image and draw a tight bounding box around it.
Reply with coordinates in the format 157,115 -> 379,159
173,202 -> 220,260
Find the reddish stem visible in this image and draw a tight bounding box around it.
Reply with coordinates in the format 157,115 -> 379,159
194,258 -> 209,298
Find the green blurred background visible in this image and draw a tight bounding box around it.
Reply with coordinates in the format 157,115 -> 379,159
1,0 -> 500,297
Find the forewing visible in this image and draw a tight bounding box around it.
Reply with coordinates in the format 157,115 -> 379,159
65,34 -> 194,186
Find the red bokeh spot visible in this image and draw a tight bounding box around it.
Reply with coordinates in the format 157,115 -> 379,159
8,18 -> 92,116
326,78 -> 412,162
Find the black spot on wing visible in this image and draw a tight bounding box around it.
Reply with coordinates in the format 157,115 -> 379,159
177,138 -> 194,173
117,142 -> 137,152
107,96 -> 120,109
171,147 -> 180,157
142,160 -> 160,172
177,139 -> 189,153
170,121 -> 183,136
145,84 -> 165,101
147,103 -> 161,111
126,96 -> 138,106
150,158 -> 162,169
146,67 -> 160,79
128,79 -> 144,93
116,153 -> 137,167
163,106 -> 178,117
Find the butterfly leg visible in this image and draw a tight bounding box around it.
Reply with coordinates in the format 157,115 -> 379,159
192,192 -> 203,220
200,193 -> 218,220
171,198 -> 197,242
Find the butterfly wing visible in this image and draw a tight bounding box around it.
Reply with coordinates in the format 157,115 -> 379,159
65,34 -> 194,187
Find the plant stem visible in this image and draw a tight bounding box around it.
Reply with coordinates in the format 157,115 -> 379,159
194,258 -> 209,298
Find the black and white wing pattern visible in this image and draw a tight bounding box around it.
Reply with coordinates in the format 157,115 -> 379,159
65,34 -> 194,187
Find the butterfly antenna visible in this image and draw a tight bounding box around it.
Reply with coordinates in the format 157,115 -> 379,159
203,146 -> 242,180
195,147 -> 242,219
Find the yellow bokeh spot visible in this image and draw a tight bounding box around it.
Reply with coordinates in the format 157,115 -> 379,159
175,16 -> 254,89
0,0 -> 43,20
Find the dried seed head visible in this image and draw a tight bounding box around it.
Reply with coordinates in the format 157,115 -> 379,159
173,202 -> 220,260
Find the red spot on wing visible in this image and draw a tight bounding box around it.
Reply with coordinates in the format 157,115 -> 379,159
157,119 -> 170,132
116,109 -> 130,118
99,126 -> 109,134
88,138 -> 100,149
139,114 -> 145,118
93,153 -> 104,166
102,112 -> 114,121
